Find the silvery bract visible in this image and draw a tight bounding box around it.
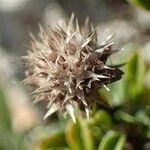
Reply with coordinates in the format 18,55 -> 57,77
22,14 -> 123,122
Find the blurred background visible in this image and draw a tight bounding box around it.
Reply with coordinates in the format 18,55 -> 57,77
0,0 -> 150,149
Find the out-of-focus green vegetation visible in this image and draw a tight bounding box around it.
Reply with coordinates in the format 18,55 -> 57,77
0,88 -> 12,133
1,45 -> 149,150
0,0 -> 150,150
127,0 -> 150,10
0,87 -> 25,150
29,46 -> 149,150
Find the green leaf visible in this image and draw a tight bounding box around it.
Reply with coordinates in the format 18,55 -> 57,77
66,116 -> 94,150
127,0 -> 150,11
0,132 -> 25,150
109,79 -> 126,106
114,111 -> 136,124
98,131 -> 126,150
37,131 -> 67,150
108,45 -> 147,104
89,110 -> 112,130
135,109 -> 150,127
125,51 -> 146,102
101,44 -> 145,105
89,110 -> 113,146
0,87 -> 12,132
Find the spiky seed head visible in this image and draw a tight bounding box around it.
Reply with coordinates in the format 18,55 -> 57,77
22,14 -> 123,121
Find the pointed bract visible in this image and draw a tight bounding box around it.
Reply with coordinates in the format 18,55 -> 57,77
22,14 -> 123,120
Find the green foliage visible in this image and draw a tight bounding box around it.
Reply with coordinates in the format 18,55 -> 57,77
0,44 -> 150,150
0,87 -> 12,132
99,44 -> 147,106
98,131 -> 126,150
0,133 -> 24,150
127,0 -> 150,10
36,111 -> 126,150
66,116 -> 94,150
38,114 -> 94,150
89,110 -> 112,130
38,131 -> 67,150
0,87 -> 25,150
97,46 -> 150,148
125,51 -> 146,102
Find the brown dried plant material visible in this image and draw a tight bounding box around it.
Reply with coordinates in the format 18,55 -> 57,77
22,14 -> 123,121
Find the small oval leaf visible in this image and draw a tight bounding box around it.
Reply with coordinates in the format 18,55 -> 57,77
66,116 -> 94,150
37,131 -> 67,150
98,131 -> 126,150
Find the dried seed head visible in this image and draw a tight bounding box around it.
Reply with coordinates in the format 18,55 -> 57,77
22,14 -> 123,121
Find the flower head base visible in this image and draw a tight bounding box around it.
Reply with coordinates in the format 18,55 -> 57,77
22,14 -> 123,121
